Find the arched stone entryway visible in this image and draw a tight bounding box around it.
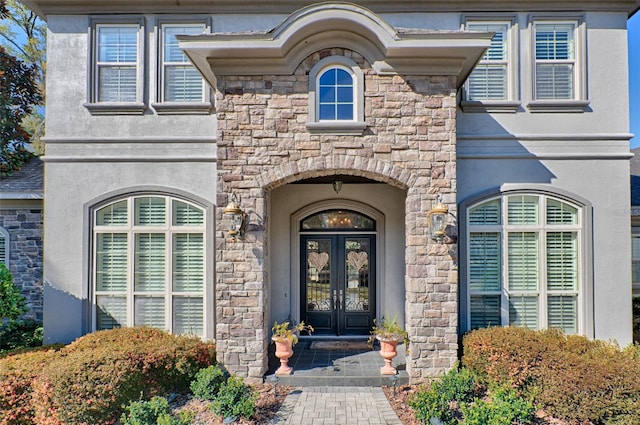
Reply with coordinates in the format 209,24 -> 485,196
182,3 -> 491,384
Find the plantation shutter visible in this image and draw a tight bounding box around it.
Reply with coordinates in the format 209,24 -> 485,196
163,25 -> 204,102
96,295 -> 127,330
135,197 -> 166,226
547,199 -> 577,225
509,296 -> 539,329
173,200 -> 204,226
469,232 -> 501,291
0,233 -> 6,265
173,234 -> 204,292
633,236 -> 640,284
134,233 -> 166,291
173,297 -> 204,336
97,26 -> 138,102
468,199 -> 501,225
467,23 -> 508,100
96,233 -> 128,291
134,296 -> 165,328
97,200 -> 128,226
535,23 -> 575,99
548,296 -> 577,334
546,232 -> 577,291
470,296 -> 500,329
508,196 -> 538,225
508,233 -> 539,291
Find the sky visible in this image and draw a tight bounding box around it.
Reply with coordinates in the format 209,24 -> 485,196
630,12 -> 640,148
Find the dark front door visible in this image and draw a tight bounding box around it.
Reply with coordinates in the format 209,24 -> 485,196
301,235 -> 375,335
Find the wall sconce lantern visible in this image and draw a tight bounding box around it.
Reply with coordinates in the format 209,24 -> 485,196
428,196 -> 449,243
223,194 -> 247,239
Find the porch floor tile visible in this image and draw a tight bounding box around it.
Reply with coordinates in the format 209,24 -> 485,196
265,340 -> 409,387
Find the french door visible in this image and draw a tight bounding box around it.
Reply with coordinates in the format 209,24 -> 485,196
301,234 -> 375,335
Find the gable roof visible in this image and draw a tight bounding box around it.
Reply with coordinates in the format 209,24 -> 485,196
0,157 -> 44,200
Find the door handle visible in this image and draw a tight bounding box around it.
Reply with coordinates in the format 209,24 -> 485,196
339,289 -> 344,309
333,289 -> 337,309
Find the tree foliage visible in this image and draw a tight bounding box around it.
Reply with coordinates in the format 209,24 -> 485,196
0,263 -> 27,321
0,0 -> 45,158
0,44 -> 41,175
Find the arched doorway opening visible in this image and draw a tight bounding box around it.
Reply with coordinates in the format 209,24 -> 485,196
300,209 -> 376,335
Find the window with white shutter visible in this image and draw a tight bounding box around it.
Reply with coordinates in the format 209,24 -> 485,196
93,195 -> 206,337
529,18 -> 588,112
87,20 -> 145,114
462,18 -> 519,112
161,24 -> 206,102
466,194 -> 582,334
632,235 -> 640,296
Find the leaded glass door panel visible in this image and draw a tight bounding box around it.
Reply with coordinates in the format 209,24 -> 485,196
301,234 -> 375,335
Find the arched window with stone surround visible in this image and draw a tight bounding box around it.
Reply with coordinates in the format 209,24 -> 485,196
306,55 -> 366,134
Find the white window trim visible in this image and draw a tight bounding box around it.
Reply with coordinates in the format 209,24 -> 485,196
85,18 -> 146,115
151,19 -> 213,115
306,55 -> 366,135
462,190 -> 591,336
528,16 -> 589,113
0,226 -> 9,266
92,195 -> 208,337
461,16 -> 520,113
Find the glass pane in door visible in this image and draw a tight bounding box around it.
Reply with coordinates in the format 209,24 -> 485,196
344,238 -> 370,312
306,239 -> 331,312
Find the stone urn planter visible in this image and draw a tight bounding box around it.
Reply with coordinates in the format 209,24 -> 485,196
369,315 -> 408,376
377,336 -> 400,375
271,321 -> 314,376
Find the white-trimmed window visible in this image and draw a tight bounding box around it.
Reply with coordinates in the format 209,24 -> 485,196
529,19 -> 588,112
93,195 -> 206,336
462,19 -> 518,112
86,20 -> 145,114
161,24 -> 206,102
467,194 -> 582,334
0,227 -> 8,266
306,56 -> 365,135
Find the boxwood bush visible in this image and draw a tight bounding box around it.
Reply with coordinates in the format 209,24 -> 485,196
462,327 -> 640,424
0,327 -> 215,425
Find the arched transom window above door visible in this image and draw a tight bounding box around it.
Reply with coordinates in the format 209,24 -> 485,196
301,209 -> 375,231
306,55 -> 366,135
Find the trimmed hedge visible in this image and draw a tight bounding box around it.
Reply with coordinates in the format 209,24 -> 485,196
0,327 -> 216,425
0,346 -> 62,425
462,327 -> 640,424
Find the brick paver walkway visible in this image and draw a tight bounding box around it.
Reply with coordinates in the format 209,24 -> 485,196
269,386 -> 402,425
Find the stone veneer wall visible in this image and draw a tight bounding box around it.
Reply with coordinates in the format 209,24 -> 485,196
0,208 -> 44,321
215,48 -> 458,383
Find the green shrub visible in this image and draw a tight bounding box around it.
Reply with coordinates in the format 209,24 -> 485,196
0,319 -> 43,354
34,327 -> 216,425
210,376 -> 256,420
190,364 -> 227,401
408,367 -> 477,425
459,386 -> 535,425
0,346 -> 62,425
120,396 -> 193,425
462,327 -> 640,424
0,264 -> 27,321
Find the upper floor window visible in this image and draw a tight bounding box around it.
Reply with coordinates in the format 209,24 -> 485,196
92,195 -> 206,336
0,227 -> 8,266
465,193 -> 583,334
318,67 -> 354,121
86,20 -> 145,114
529,18 -> 588,112
306,55 -> 366,135
462,18 -> 519,113
161,24 -> 206,103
